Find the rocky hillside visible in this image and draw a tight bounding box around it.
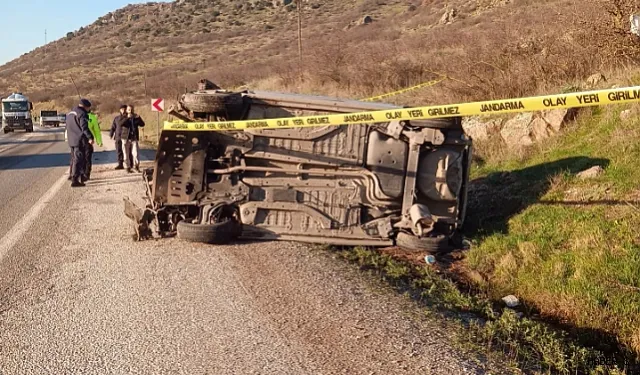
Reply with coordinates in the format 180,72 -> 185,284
0,0 -> 638,113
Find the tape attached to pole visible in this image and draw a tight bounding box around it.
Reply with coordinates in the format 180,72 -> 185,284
164,86 -> 640,132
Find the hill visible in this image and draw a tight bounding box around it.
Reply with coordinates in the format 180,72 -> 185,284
2,0 -> 640,371
0,0 -> 638,116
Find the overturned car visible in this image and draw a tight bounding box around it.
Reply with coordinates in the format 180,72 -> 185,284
125,80 -> 473,253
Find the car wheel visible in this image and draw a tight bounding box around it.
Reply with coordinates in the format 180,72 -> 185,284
395,232 -> 452,254
176,219 -> 241,245
3,128 -> 9,134
180,92 -> 244,113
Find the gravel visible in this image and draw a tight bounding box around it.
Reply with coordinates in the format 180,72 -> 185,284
0,130 -> 500,374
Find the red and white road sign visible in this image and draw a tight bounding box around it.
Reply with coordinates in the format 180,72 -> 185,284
151,98 -> 164,112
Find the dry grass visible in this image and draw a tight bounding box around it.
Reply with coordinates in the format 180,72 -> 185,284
3,0 -> 640,371
1,0 -> 639,113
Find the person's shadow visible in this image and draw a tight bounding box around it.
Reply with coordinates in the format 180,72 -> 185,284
463,156 -> 610,238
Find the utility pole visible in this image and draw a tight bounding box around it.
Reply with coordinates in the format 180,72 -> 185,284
296,0 -> 303,81
143,70 -> 148,97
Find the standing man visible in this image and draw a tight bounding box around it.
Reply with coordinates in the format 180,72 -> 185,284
110,105 -> 127,170
85,110 -> 103,181
66,99 -> 94,187
118,105 -> 145,173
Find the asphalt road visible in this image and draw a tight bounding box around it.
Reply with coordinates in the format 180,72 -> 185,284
0,126 -> 501,374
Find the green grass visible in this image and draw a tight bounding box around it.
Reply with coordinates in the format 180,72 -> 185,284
331,245 -> 634,374
329,104 -> 640,374
466,104 -> 640,357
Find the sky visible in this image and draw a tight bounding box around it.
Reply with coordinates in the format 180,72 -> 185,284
0,0 -> 172,65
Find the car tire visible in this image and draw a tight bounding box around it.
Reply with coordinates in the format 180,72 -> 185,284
395,232 -> 452,254
180,92 -> 244,113
3,128 -> 9,134
176,219 -> 241,245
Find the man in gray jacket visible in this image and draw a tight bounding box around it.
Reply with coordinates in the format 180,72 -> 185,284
66,99 -> 95,187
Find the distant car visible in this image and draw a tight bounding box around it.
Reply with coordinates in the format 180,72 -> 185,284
40,110 -> 60,127
125,80 -> 472,254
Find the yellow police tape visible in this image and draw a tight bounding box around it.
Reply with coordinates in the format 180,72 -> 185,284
164,86 -> 640,132
360,78 -> 445,102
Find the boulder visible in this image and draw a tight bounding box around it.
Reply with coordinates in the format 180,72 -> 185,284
439,9 -> 457,25
502,295 -> 520,308
530,117 -> 553,141
577,166 -> 604,179
500,112 -> 534,146
462,117 -> 502,141
541,108 -> 577,132
620,109 -> 633,122
584,73 -> 606,88
631,14 -> 639,37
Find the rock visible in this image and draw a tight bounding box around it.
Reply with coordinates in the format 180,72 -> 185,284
620,108 -> 639,122
439,8 -> 457,25
620,109 -> 633,122
502,295 -> 520,308
500,113 -> 534,147
584,73 -> 606,88
577,166 -> 604,179
462,117 -> 502,141
362,15 -> 373,25
541,108 -> 577,132
631,14 -> 640,37
530,117 -> 553,141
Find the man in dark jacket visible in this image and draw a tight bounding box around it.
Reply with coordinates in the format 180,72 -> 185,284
117,105 -> 145,173
66,99 -> 94,187
109,105 -> 127,170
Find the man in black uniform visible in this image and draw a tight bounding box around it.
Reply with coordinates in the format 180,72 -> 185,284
109,104 -> 127,170
66,99 -> 94,187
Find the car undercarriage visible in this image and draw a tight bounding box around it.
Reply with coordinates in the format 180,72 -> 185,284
125,79 -> 473,253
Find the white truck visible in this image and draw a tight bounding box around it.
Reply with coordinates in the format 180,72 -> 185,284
40,110 -> 60,127
2,93 -> 34,133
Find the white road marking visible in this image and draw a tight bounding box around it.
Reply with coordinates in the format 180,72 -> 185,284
0,174 -> 68,264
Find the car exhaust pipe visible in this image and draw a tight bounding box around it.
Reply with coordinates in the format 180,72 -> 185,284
409,203 -> 434,237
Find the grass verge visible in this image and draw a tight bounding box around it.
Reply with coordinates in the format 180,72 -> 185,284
327,104 -> 640,374
330,245 -> 636,374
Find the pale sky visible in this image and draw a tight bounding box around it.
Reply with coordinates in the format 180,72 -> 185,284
1,0 -> 172,65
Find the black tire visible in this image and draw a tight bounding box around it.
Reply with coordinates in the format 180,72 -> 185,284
176,219 -> 241,244
180,92 -> 244,113
395,232 -> 452,254
3,128 -> 9,134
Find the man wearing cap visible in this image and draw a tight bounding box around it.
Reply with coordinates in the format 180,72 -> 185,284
66,99 -> 94,187
109,105 -> 127,170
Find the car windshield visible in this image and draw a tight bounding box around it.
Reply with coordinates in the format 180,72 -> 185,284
3,102 -> 29,112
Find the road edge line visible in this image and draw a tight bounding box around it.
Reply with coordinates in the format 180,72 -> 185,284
0,174 -> 68,264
